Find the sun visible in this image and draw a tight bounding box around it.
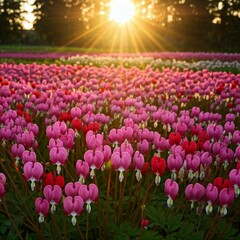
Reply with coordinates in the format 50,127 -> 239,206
109,0 -> 135,24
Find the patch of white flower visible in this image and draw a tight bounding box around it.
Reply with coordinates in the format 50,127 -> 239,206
60,55 -> 240,71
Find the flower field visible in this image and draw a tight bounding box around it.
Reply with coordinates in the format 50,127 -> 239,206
0,53 -> 240,239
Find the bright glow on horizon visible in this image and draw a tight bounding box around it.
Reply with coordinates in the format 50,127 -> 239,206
109,0 -> 135,24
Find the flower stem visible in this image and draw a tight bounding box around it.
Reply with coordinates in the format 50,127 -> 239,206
51,213 -> 63,240
86,213 -> 89,240
105,167 -> 112,240
114,171 -> 118,224
118,173 -> 127,224
2,197 -> 24,240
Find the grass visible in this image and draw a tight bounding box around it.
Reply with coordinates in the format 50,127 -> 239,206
0,45 -> 110,53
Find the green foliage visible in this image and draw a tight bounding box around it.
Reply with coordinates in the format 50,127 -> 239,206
146,206 -> 206,240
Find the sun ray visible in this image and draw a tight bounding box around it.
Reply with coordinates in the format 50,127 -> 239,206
60,20 -> 107,48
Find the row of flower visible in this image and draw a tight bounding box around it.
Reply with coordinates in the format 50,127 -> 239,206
0,61 -> 240,239
1,51 -> 240,61
61,55 -> 240,72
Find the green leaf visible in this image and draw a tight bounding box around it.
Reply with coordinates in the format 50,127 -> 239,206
221,224 -> 239,240
185,231 -> 204,240
0,224 -> 7,234
177,222 -> 195,238
6,231 -> 18,240
139,229 -> 164,240
165,232 -> 177,240
146,206 -> 166,231
215,219 -> 239,240
167,213 -> 182,233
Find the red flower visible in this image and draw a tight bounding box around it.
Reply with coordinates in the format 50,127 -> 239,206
141,162 -> 150,175
151,156 -> 166,176
231,80 -> 237,89
43,172 -> 65,189
182,140 -> 197,155
71,119 -> 82,131
169,132 -> 181,146
1,80 -> 9,86
16,103 -> 24,111
228,102 -> 234,109
33,90 -> 41,98
198,130 -> 210,150
237,162 -> 240,171
161,95 -> 166,101
83,122 -> 100,134
213,177 -> 232,192
23,111 -> 32,123
58,112 -> 73,122
31,82 -> 37,89
141,219 -> 150,228
17,110 -> 23,117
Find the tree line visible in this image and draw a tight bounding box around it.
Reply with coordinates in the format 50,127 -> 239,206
0,0 -> 240,52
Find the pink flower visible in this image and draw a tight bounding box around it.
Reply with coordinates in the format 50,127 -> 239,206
83,149 -> 104,179
108,128 -> 124,145
96,145 -> 112,169
167,153 -> 183,179
233,130 -> 240,145
43,185 -> 62,213
46,125 -> 61,139
65,182 -> 82,197
22,150 -> 37,164
137,139 -> 149,155
111,151 -> 131,182
35,197 -> 50,223
60,132 -> 74,150
185,183 -> 205,209
186,154 -> 200,180
175,122 -> 188,136
0,173 -> 6,187
79,183 -> 98,213
11,143 -> 25,161
199,151 -> 212,168
21,131 -> 35,149
71,107 -> 82,118
206,124 -> 223,141
49,146 -> 68,174
63,196 -> 84,225
224,121 -> 235,134
86,131 -> 103,150
76,160 -> 90,183
0,182 -> 5,199
218,187 -> 235,216
153,135 -> 167,153
48,138 -> 64,149
0,173 -> 6,199
205,183 -> 218,215
229,169 -> 240,196
133,151 -> 145,181
53,121 -> 67,134
23,162 -> 43,191
120,142 -> 134,156
164,179 -> 179,208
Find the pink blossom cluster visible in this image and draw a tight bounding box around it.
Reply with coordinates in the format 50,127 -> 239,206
0,62 -> 240,224
1,51 -> 240,61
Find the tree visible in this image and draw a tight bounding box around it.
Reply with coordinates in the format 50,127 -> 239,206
0,0 -> 22,44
